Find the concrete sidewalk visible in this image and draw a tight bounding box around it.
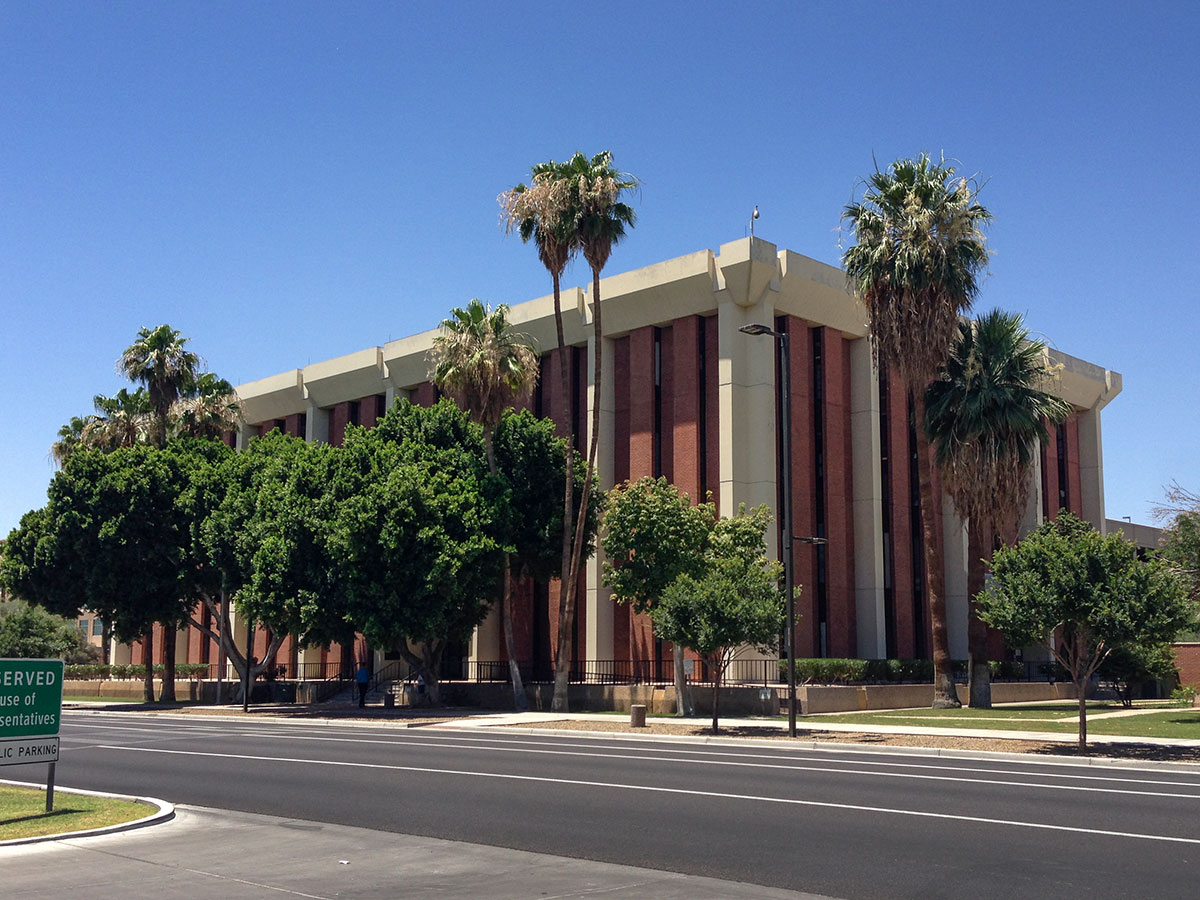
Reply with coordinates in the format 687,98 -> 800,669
0,803 -> 833,900
434,709 -> 1200,750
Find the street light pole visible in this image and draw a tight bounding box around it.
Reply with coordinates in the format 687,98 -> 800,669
739,322 -> 797,736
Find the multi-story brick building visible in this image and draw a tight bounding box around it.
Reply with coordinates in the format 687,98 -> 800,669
117,236 -> 1123,678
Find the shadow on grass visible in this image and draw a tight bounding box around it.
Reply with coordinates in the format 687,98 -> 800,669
1032,743 -> 1200,763
0,808 -> 81,827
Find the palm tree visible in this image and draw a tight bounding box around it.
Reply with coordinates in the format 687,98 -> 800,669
500,162 -> 581,700
430,298 -> 539,710
925,309 -> 1071,707
172,373 -> 244,440
117,324 -> 201,448
117,324 -> 201,702
50,415 -> 100,466
549,151 -> 637,712
843,154 -> 991,708
90,388 -> 153,451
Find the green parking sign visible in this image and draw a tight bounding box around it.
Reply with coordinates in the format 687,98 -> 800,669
0,659 -> 64,738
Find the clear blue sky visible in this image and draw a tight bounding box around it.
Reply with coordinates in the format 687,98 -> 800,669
2,2 -> 1197,536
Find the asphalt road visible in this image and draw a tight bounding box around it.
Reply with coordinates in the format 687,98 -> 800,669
35,711 -> 1200,898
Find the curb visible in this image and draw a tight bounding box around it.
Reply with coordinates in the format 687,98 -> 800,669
0,778 -> 175,847
442,724 -> 1200,773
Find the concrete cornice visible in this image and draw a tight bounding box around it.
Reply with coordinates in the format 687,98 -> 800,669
234,236 -> 1121,424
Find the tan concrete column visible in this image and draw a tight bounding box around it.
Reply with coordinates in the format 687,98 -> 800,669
942,498 -> 970,660
235,423 -> 254,452
1077,405 -> 1106,531
1021,444 -> 1045,538
585,334 -> 616,663
716,297 -> 779,524
306,403 -> 329,443
470,606 -> 501,666
849,338 -> 886,658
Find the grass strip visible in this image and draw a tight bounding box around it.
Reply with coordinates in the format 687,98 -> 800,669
0,784 -> 150,841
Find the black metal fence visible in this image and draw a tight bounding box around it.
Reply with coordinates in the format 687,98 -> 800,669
435,658 -> 1064,687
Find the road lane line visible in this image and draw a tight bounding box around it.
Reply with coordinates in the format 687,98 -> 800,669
224,732 -> 1200,798
97,745 -> 1200,845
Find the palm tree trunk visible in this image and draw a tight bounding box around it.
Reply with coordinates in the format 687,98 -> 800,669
966,517 -> 991,709
551,269 -> 577,712
142,626 -> 155,703
553,266 -> 604,712
912,389 -> 961,708
160,624 -> 177,703
484,432 -> 528,712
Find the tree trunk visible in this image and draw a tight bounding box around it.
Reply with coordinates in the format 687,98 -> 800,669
160,624 -> 177,703
711,655 -> 722,734
673,644 -> 695,716
553,266 -> 604,712
551,269 -> 577,713
502,561 -> 528,711
142,626 -> 155,702
966,518 -> 991,709
1076,679 -> 1088,753
912,390 -> 961,708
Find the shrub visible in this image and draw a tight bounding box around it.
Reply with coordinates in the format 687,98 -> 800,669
1170,685 -> 1196,707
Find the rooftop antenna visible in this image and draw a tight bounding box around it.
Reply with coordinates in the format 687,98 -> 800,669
750,205 -> 759,237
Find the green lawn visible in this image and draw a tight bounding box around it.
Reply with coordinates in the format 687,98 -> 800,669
800,703 -> 1200,740
0,784 -> 150,841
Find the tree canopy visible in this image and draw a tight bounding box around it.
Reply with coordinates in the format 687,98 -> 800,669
978,512 -> 1196,750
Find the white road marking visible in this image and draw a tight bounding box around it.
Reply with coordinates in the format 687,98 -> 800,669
98,745 -> 1200,845
222,731 -> 1200,797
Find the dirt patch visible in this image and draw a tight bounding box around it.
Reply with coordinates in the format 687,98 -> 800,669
500,718 -> 1200,762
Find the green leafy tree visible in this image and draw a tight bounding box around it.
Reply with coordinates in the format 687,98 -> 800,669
4,446 -> 202,701
190,431 -> 338,698
978,512 -> 1196,750
649,506 -> 783,733
1156,483 -> 1199,640
925,309 -> 1071,707
329,400 -> 504,704
431,299 -> 539,709
843,154 -> 992,708
1097,642 -> 1177,707
602,476 -> 715,715
0,599 -> 89,660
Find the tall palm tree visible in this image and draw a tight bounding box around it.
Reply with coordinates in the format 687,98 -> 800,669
117,324 -> 201,448
925,309 -> 1071,707
550,151 -> 636,712
843,154 -> 991,708
430,298 -> 539,710
500,162 -> 581,699
172,373 -> 244,440
116,324 -> 201,702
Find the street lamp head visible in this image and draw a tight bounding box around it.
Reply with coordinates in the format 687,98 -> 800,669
794,536 -> 828,545
739,323 -> 777,337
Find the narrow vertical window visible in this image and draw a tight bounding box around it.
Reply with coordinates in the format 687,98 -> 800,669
812,328 -> 829,658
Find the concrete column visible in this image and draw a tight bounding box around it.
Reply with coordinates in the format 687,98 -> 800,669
585,334 -> 616,663
1077,405 -> 1106,531
849,338 -> 886,658
470,605 -> 501,665
235,423 -> 254,452
942,497 -> 970,660
1021,442 -> 1044,538
716,296 -> 778,527
306,404 -> 330,443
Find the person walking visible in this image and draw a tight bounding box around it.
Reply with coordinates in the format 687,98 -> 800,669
355,661 -> 370,708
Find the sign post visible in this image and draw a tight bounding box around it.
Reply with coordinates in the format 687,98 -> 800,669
0,659 -> 65,811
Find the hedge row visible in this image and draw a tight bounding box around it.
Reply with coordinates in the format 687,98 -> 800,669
779,658 -> 1051,684
64,663 -> 213,681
